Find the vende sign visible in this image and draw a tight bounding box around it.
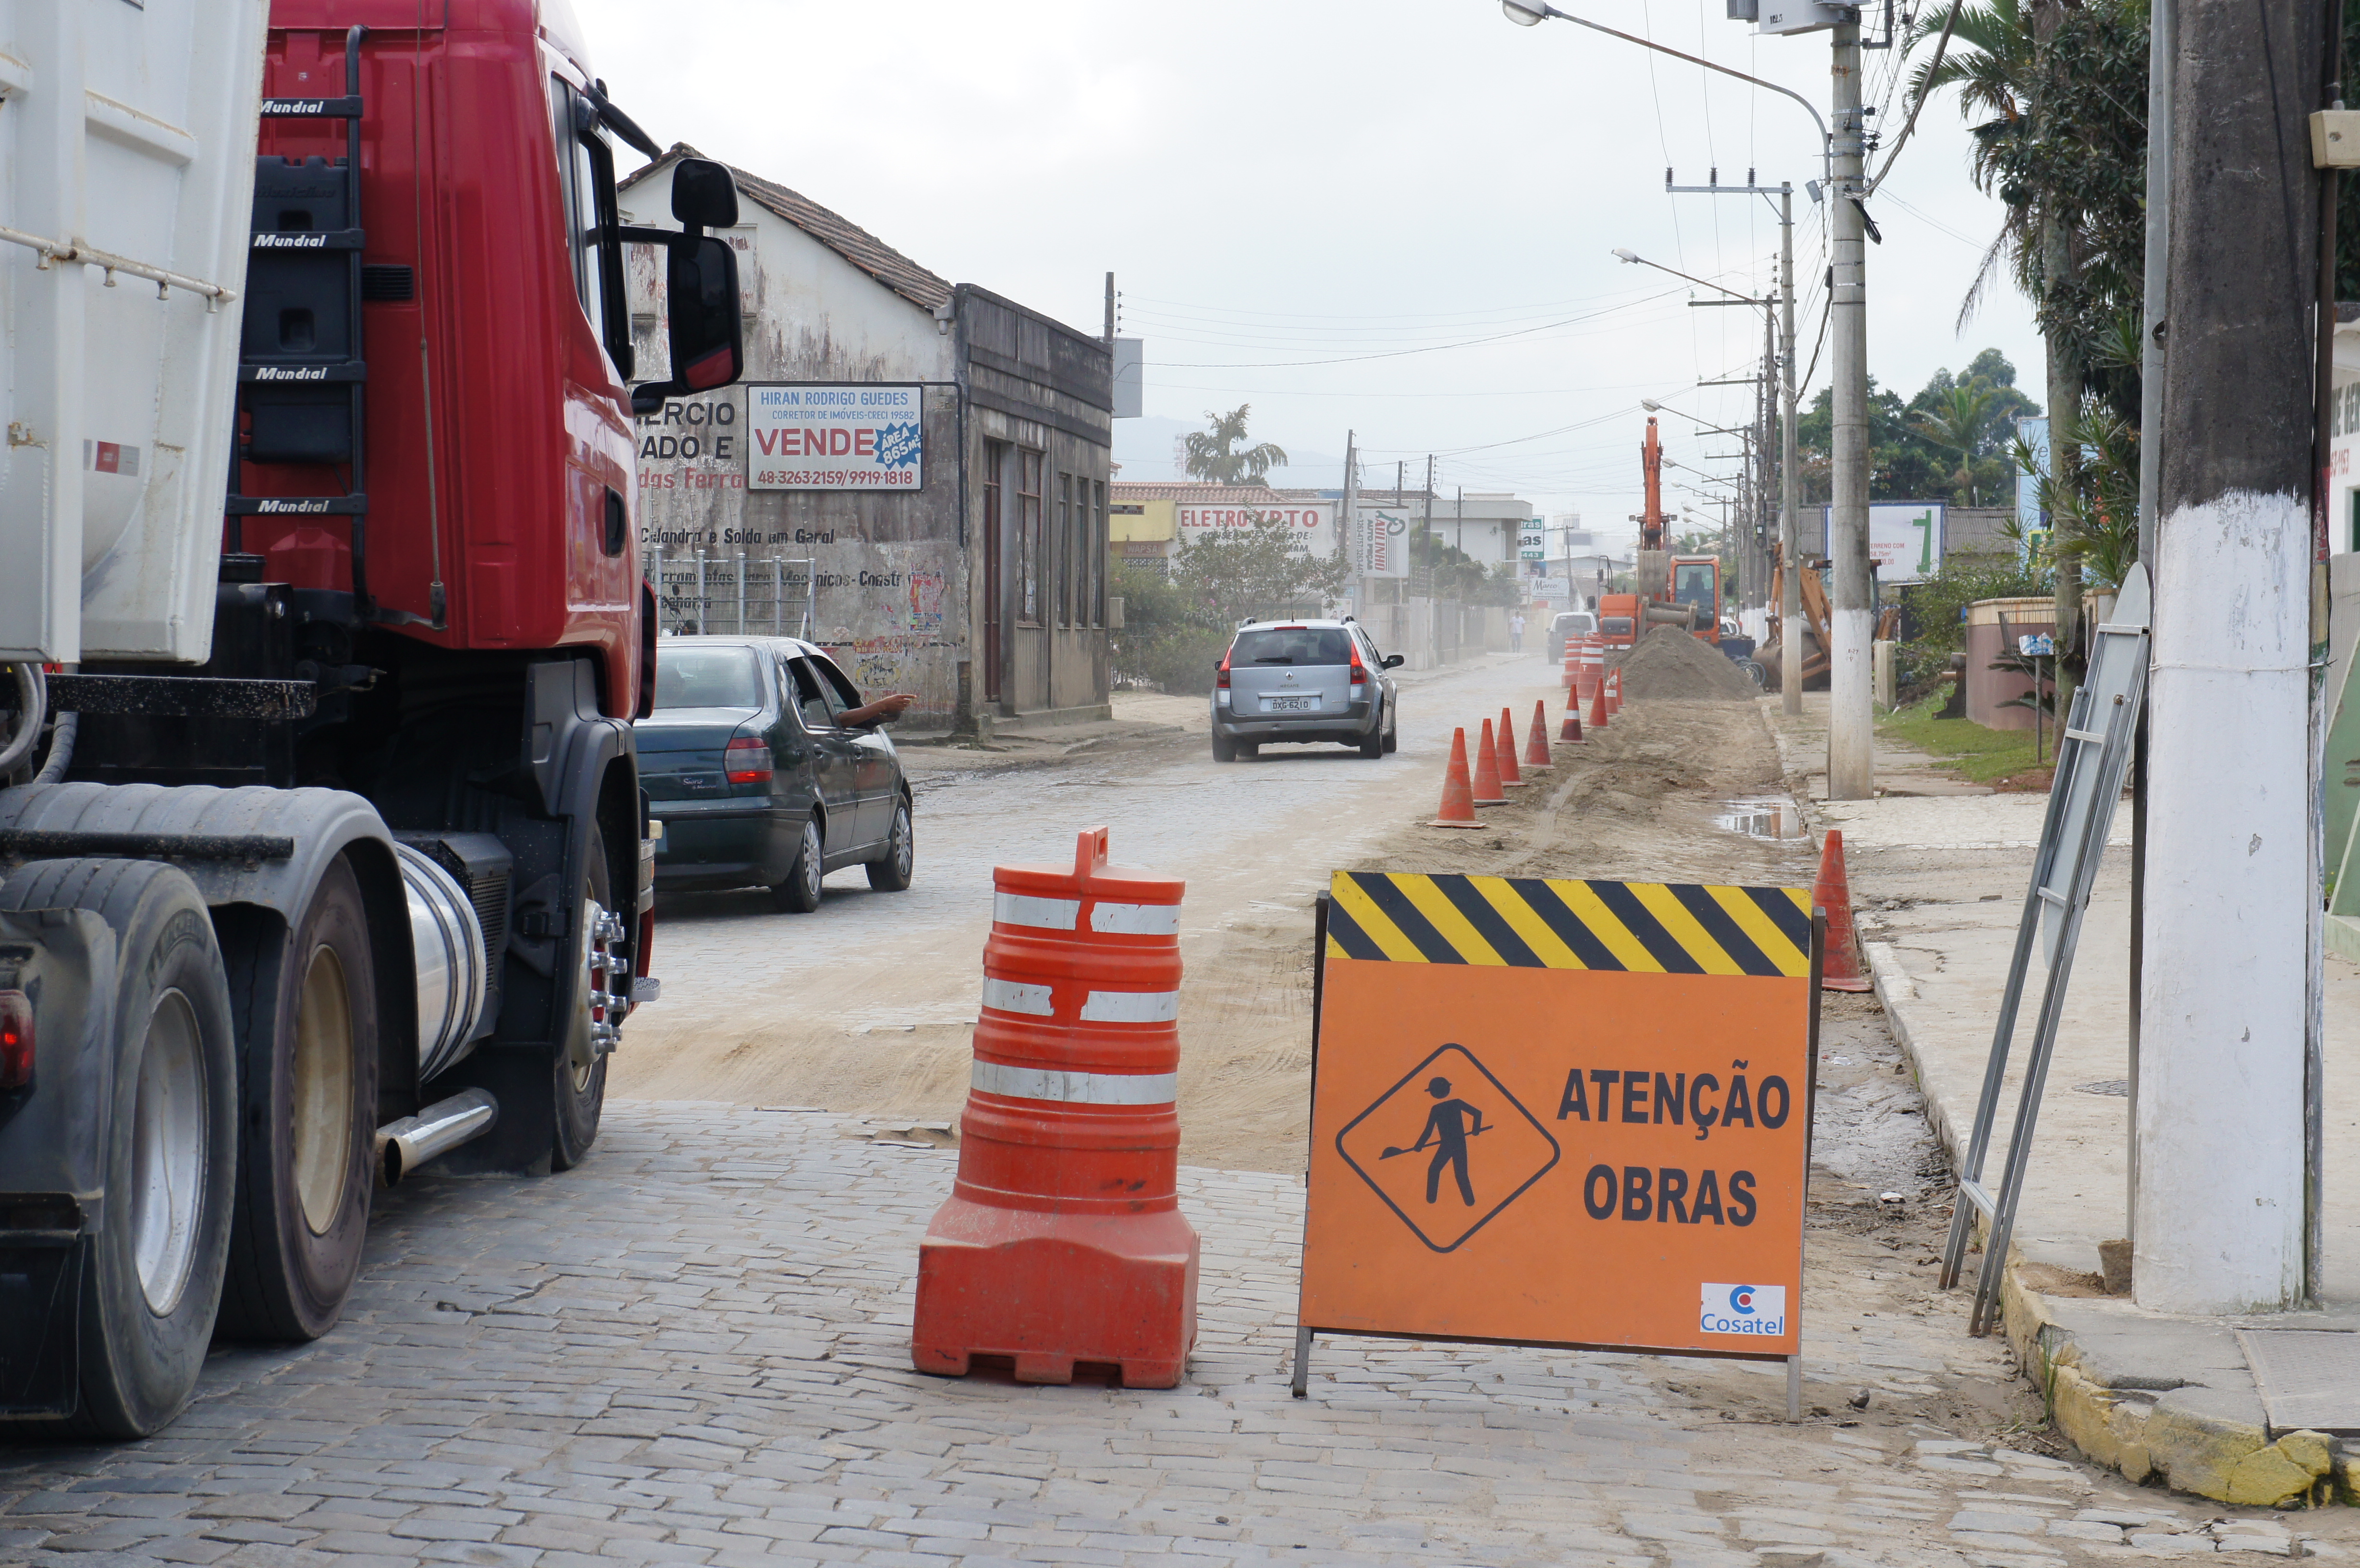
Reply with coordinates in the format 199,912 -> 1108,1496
1178,501 -> 1334,558
748,383 -> 923,491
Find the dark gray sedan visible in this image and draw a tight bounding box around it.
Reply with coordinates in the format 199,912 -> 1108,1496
639,637 -> 913,911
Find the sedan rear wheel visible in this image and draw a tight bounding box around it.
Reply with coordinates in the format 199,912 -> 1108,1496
772,815 -> 824,913
866,798 -> 914,891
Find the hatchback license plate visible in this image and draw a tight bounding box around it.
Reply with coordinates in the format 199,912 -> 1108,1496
1262,695 -> 1319,712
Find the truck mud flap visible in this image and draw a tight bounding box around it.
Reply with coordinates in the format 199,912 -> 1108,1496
0,1233 -> 86,1419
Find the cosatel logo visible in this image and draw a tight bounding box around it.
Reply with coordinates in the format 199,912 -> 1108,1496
1698,1282 -> 1785,1336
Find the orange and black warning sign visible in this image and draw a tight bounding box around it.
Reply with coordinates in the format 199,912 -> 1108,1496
1297,872 -> 1819,1383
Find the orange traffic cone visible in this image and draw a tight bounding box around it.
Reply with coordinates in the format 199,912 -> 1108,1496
1814,829 -> 1874,992
1559,700 -> 1585,744
1587,678 -> 1609,732
1562,644 -> 1579,690
1496,707 -> 1526,788
1472,719 -> 1507,806
1524,700 -> 1554,770
1431,728 -> 1482,828
1606,667 -> 1623,718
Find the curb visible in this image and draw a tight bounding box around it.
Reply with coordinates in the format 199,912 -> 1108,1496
1861,938 -> 2346,1508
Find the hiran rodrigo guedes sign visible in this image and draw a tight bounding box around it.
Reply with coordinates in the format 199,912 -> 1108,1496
747,382 -> 923,491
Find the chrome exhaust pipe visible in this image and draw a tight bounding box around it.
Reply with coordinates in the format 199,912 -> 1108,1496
375,1089 -> 498,1187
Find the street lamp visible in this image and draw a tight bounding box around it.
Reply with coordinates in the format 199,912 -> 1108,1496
1499,0 -> 1856,772
1618,253 -> 1768,308
1496,1 -> 1829,161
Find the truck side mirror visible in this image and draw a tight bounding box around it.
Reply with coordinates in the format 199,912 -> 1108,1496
629,235 -> 743,415
667,235 -> 741,391
671,158 -> 738,230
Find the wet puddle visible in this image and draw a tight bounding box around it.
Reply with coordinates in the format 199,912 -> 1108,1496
1714,795 -> 1806,840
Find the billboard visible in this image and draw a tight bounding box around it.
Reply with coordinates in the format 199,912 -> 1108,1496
1355,506 -> 1413,578
1178,501 -> 1334,559
1519,527 -> 1545,561
1814,501 -> 1947,585
747,383 -> 923,491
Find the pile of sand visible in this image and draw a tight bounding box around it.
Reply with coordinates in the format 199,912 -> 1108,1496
1617,625 -> 1761,700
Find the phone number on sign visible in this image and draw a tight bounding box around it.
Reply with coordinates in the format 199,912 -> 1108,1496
752,467 -> 919,487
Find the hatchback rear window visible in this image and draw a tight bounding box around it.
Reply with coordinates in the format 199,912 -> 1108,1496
653,646 -> 765,710
1233,628 -> 1350,665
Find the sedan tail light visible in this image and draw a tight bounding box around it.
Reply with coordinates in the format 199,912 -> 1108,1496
725,736 -> 774,785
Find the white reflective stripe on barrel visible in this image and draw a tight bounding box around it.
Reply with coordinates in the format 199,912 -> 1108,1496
971,1061 -> 1178,1105
1088,901 -> 1180,936
1079,989 -> 1180,1023
994,892 -> 1080,931
980,977 -> 1054,1016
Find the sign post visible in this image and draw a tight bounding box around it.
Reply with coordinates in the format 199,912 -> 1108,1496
1295,872 -> 1823,1415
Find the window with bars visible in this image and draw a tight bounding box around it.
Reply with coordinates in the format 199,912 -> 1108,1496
1062,475 -> 1081,628
1019,449 -> 1043,625
1093,479 -> 1108,625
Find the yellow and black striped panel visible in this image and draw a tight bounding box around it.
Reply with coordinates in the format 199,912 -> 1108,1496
1326,871 -> 1812,978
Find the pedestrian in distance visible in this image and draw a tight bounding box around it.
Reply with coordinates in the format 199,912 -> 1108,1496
1509,611 -> 1525,654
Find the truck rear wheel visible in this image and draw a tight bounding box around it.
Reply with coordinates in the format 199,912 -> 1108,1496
0,860 -> 236,1437
552,824 -> 613,1171
217,857 -> 379,1342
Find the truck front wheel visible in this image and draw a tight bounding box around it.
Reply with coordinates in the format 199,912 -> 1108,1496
0,859 -> 237,1437
552,825 -> 614,1171
216,856 -> 379,1342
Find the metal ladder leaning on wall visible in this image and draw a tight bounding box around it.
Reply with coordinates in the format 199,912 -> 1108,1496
1939,563 -> 2151,1335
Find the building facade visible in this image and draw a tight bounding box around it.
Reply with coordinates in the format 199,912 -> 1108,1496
621,148 -> 1112,732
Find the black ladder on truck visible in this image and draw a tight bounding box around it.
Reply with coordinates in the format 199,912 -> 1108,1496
225,24 -> 378,608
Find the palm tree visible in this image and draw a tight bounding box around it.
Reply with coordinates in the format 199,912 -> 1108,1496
1912,384 -> 1999,504
1183,405 -> 1288,486
1908,0 -> 2147,706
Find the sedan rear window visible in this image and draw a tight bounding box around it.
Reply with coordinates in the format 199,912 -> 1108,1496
1233,627 -> 1350,665
653,646 -> 766,710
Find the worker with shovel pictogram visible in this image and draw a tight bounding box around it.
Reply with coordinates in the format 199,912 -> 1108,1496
1381,1077 -> 1491,1206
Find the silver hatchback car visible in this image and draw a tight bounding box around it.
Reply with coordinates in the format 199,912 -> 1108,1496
1211,617 -> 1404,762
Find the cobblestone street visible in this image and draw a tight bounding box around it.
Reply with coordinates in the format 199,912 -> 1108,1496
5,1103 -> 2350,1567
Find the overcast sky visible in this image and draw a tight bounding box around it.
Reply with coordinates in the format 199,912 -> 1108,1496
571,0 -> 2039,551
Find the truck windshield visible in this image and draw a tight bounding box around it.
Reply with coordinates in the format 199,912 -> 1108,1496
653,646 -> 765,710
1233,627 -> 1349,665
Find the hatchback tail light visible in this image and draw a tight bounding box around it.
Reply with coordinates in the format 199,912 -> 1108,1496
725,736 -> 773,785
0,990 -> 32,1090
1216,651 -> 1232,690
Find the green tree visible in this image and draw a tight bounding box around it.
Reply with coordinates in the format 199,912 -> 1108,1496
1794,354 -> 2039,508
1182,405 -> 1288,485
1174,514 -> 1351,621
1913,384 -> 2000,503
1908,0 -> 2149,699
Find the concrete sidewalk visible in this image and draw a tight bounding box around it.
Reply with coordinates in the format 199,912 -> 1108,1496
1767,693 -> 2360,1507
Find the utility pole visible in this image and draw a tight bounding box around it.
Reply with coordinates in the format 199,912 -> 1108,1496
1424,455 -> 1437,667
1666,173 -> 1806,710
2137,0 -> 2324,1313
1103,271 -> 1115,344
1826,17 -> 1872,797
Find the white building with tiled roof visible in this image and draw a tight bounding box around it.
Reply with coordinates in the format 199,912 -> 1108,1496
620,147 -> 1113,733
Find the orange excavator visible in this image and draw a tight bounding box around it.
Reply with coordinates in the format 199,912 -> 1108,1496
1598,417 -> 1722,651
